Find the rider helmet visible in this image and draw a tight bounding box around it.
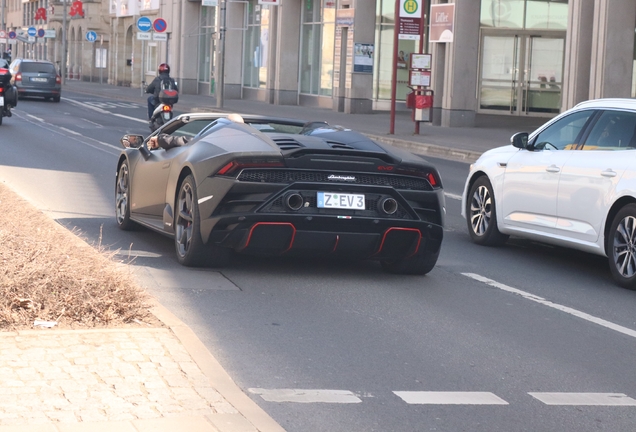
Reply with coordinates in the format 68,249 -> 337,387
158,63 -> 170,74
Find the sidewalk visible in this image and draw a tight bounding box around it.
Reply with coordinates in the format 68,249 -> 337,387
62,80 -> 547,163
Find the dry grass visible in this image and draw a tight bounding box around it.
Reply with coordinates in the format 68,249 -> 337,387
0,183 -> 156,331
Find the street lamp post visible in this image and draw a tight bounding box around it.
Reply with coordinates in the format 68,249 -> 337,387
215,0 -> 226,109
62,0 -> 68,84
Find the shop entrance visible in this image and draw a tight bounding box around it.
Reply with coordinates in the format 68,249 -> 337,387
478,31 -> 565,116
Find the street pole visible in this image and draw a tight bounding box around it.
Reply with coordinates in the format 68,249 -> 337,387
62,0 -> 67,84
216,0 -> 226,109
1,0 -> 5,54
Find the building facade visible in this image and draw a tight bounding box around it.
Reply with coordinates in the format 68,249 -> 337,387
1,0 -> 636,127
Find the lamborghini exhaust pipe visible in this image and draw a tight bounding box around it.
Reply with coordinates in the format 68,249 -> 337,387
380,198 -> 398,215
285,193 -> 304,211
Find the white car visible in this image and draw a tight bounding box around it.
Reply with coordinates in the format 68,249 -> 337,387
462,98 -> 636,289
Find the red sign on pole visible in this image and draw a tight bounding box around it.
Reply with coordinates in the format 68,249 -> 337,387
34,7 -> 47,21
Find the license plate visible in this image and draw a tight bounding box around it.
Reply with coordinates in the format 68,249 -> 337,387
317,192 -> 365,210
0,96 -> 3,107
31,77 -> 47,82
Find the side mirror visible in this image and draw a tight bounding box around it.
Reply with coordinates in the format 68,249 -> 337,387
120,134 -> 145,149
511,132 -> 529,149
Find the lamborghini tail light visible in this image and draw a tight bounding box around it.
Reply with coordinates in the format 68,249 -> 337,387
216,158 -> 285,177
396,166 -> 440,188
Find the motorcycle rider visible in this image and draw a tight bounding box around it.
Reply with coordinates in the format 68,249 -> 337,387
145,63 -> 178,123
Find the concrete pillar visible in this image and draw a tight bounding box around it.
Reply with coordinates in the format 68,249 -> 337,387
273,0 -> 301,105
430,41 -> 445,126
439,0 -> 480,127
589,0 -> 636,99
224,1 -> 246,100
561,0 -> 594,110
343,0 -> 374,114
176,0 -> 199,94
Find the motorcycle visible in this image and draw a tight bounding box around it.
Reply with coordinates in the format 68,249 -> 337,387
148,85 -> 179,132
0,65 -> 17,126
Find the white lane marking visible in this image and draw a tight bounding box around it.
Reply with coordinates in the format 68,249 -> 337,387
248,388 -> 362,404
112,112 -> 149,124
463,273 -> 636,339
114,250 -> 162,258
62,97 -> 111,114
59,127 -> 82,136
394,391 -> 508,405
65,97 -> 149,124
26,114 -> 44,122
13,111 -> 121,153
529,393 -> 636,406
444,192 -> 462,201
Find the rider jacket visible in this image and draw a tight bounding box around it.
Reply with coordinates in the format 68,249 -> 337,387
145,72 -> 177,99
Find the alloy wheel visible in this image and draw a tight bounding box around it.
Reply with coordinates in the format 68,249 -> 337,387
613,215 -> 636,279
470,185 -> 492,236
176,182 -> 194,257
115,164 -> 129,225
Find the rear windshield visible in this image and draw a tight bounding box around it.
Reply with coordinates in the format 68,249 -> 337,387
21,63 -> 57,74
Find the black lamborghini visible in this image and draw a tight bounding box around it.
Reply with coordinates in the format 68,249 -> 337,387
116,113 -> 444,274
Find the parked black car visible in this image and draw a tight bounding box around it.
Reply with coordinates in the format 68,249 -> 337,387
9,59 -> 61,102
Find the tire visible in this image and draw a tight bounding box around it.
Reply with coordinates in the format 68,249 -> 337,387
174,175 -> 230,267
381,251 -> 439,275
466,175 -> 509,246
115,161 -> 136,230
607,204 -> 636,290
53,96 -> 60,103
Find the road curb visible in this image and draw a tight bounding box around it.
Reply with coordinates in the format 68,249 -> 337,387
366,134 -> 481,164
149,299 -> 286,432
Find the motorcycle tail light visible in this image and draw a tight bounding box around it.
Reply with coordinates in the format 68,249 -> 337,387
162,105 -> 172,112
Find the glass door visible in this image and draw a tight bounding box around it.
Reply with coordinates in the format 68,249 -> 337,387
479,32 -> 564,116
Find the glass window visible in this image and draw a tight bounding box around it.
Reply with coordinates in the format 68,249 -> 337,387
244,1 -> 269,88
300,0 -> 335,96
373,0 -> 419,101
525,0 -> 568,30
146,44 -> 157,75
583,111 -> 636,150
198,6 -> 216,85
480,0 -> 525,29
533,110 -> 596,150
481,0 -> 568,30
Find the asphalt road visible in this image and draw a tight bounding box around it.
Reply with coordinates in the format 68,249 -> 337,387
1,93 -> 635,432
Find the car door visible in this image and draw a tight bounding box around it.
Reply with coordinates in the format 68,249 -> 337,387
130,118 -> 216,217
556,109 -> 636,243
501,109 -> 596,232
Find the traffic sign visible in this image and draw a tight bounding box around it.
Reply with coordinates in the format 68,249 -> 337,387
0,31 -> 5,38
153,18 -> 167,33
37,28 -> 45,38
27,27 -> 37,37
137,16 -> 152,32
8,31 -> 16,39
86,31 -> 97,42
